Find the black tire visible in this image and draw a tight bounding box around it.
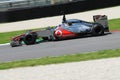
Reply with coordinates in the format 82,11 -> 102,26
92,23 -> 104,36
24,33 -> 37,45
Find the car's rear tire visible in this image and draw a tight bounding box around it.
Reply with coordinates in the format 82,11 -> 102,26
92,23 -> 104,36
24,33 -> 37,45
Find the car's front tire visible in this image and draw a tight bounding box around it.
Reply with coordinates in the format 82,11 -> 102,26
24,32 -> 37,45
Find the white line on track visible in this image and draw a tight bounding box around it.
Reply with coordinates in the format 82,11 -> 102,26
0,43 -> 10,46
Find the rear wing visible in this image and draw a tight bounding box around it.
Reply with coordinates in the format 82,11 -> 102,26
93,15 -> 109,32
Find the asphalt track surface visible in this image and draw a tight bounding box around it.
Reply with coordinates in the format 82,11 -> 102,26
0,32 -> 120,62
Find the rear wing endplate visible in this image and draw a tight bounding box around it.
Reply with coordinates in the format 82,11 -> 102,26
93,15 -> 109,32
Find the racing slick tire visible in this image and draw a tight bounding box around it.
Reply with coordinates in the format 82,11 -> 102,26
92,23 -> 104,36
24,32 -> 37,45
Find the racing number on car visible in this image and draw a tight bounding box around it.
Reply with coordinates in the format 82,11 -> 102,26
55,30 -> 62,37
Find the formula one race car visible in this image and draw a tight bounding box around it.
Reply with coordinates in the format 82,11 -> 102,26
10,14 -> 109,47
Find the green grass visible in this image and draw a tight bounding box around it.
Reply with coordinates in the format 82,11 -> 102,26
0,49 -> 120,70
108,18 -> 120,30
0,30 -> 25,44
0,18 -> 120,44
